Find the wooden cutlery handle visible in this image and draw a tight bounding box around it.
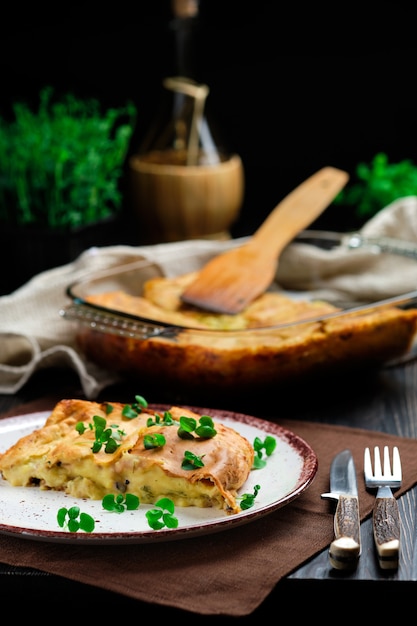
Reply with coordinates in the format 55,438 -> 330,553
373,496 -> 400,570
329,495 -> 361,570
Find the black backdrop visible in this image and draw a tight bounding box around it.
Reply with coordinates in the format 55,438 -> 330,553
1,1 -> 417,239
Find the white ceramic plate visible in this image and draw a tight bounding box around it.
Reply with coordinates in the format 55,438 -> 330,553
0,406 -> 318,544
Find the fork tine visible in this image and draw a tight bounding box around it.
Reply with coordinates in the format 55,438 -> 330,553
374,446 -> 382,479
392,446 -> 402,482
364,447 -> 372,477
383,446 -> 391,477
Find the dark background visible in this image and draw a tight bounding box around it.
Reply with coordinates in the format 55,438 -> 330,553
1,1 -> 417,240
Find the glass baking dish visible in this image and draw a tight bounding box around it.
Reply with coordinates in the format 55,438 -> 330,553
61,230 -> 417,398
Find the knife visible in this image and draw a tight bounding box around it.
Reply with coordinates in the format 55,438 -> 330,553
321,449 -> 361,570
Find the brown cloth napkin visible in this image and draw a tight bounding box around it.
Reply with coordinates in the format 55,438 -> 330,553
1,398 -> 417,616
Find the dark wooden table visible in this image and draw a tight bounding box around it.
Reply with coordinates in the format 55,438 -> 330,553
1,359 -> 417,617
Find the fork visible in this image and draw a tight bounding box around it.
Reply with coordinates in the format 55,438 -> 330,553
364,446 -> 402,570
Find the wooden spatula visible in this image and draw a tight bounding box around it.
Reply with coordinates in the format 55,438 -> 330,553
180,166 -> 349,314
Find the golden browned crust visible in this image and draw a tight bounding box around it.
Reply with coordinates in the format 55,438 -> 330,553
79,272 -> 417,392
0,400 -> 254,514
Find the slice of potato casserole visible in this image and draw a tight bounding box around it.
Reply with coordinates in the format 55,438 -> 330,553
0,399 -> 254,515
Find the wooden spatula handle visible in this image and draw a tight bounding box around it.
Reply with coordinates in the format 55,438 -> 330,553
250,166 -> 349,257
180,166 -> 349,314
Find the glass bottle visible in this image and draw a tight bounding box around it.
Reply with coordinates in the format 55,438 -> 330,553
128,0 -> 245,244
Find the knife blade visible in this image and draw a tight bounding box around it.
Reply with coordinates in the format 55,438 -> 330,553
321,449 -> 361,570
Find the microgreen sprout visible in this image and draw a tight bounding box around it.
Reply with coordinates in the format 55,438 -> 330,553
122,394 -> 148,419
144,433 -> 166,449
76,415 -> 126,454
177,415 -> 217,440
252,435 -> 277,469
146,498 -> 178,530
92,416 -> 126,453
147,411 -> 175,427
239,484 -> 261,510
57,506 -> 95,533
181,450 -> 205,470
75,421 -> 87,435
102,493 -> 140,513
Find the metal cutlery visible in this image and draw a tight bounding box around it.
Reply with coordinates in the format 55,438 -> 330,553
344,232 -> 417,259
364,445 -> 402,570
321,449 -> 361,570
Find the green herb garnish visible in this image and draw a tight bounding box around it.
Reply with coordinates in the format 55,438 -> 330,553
252,435 -> 276,469
239,484 -> 261,510
177,415 -> 217,440
146,498 -> 178,530
102,493 -> 140,513
105,403 -> 114,415
147,411 -> 175,427
76,415 -> 125,454
144,433 -> 166,449
92,416 -> 125,453
75,421 -> 87,435
57,506 -> 95,533
122,394 -> 148,419
181,450 -> 205,470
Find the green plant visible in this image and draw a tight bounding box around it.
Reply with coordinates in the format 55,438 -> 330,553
177,414 -> 217,440
57,506 -> 95,533
252,435 -> 276,470
102,493 -> 140,513
75,415 -> 126,453
0,86 -> 136,229
334,152 -> 417,220
145,498 -> 179,530
181,450 -> 205,470
239,484 -> 261,510
144,432 -> 167,449
121,394 -> 149,419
